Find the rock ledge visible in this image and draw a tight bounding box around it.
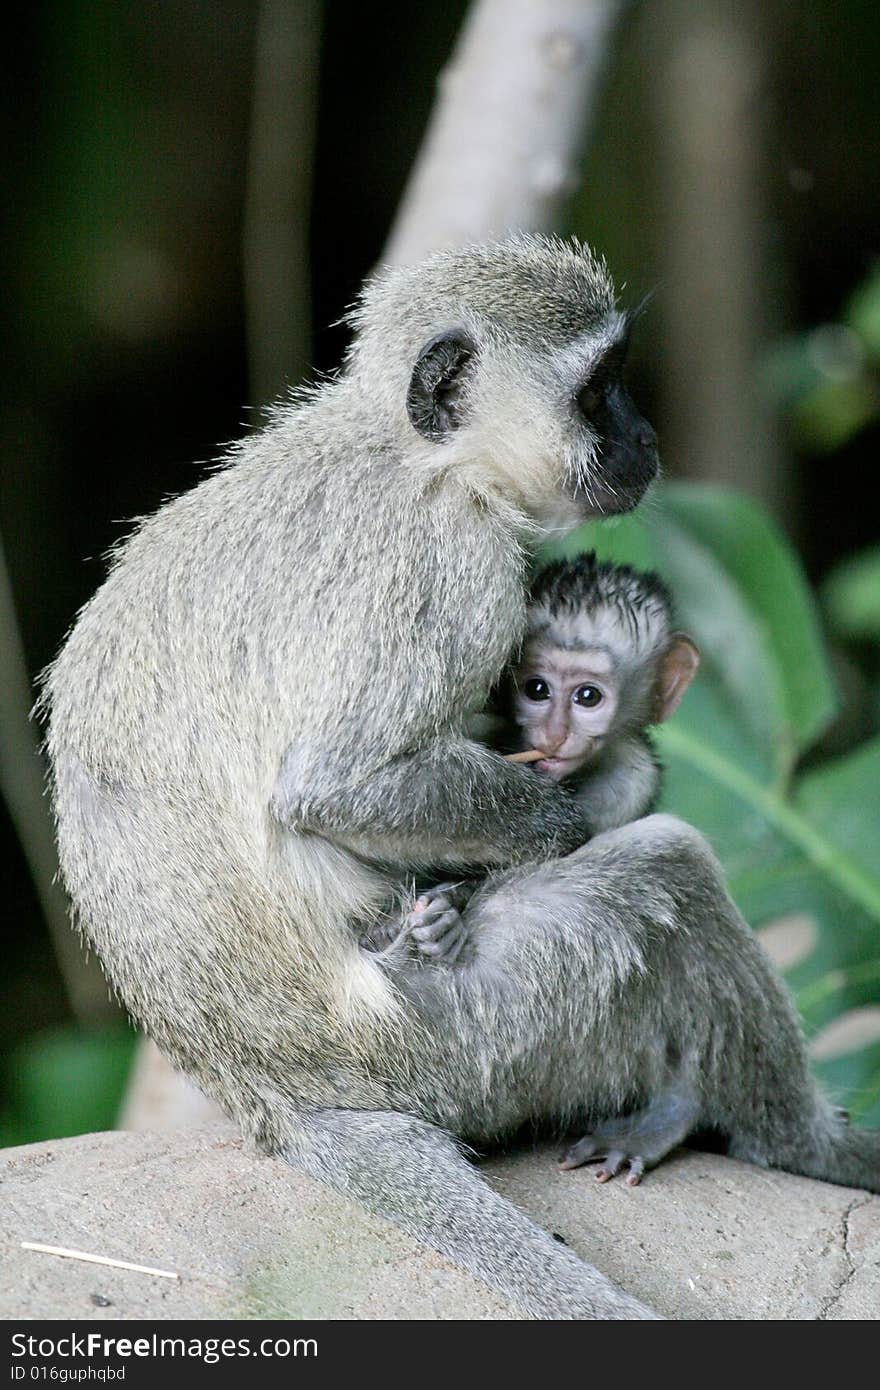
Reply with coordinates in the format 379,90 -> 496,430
1,1128 -> 877,1320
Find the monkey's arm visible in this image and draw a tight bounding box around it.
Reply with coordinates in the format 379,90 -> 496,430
271,736 -> 588,867
571,736 -> 660,835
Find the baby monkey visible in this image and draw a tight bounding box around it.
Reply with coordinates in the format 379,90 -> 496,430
508,552 -> 699,826
402,553 -> 700,965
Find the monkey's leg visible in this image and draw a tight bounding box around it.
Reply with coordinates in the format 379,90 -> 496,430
559,1087 -> 700,1186
588,825 -> 880,1195
618,834 -> 880,1195
280,1106 -> 660,1320
417,815 -> 879,1197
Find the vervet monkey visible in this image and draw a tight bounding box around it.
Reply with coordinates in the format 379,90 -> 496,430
511,552 -> 699,820
401,552 -> 700,972
42,237 -> 879,1322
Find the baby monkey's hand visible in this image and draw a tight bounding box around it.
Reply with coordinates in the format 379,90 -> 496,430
406,881 -> 474,965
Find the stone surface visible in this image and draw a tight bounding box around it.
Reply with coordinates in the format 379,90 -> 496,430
485,1145 -> 879,1320
1,1128 -> 877,1321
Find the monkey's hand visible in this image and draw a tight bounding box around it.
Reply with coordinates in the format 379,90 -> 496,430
271,736 -> 591,867
405,881 -> 473,966
559,1087 -> 699,1187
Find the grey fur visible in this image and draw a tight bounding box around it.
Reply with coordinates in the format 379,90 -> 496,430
569,736 -> 661,834
512,553 -> 694,833
388,555 -> 683,967
40,236 -> 878,1322
522,554 -> 673,825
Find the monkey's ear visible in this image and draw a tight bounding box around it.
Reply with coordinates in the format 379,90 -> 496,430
406,328 -> 476,440
652,634 -> 700,723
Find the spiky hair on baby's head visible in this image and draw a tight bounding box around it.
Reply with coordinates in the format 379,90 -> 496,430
527,552 -> 675,661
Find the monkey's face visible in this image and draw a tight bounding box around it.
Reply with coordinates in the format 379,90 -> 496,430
404,320 -> 658,533
512,639 -> 621,780
368,238 -> 659,529
559,321 -> 659,519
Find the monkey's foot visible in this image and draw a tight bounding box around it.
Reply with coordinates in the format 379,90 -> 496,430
406,882 -> 472,965
559,1089 -> 699,1187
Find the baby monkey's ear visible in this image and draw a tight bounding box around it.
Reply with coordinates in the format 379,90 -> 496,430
652,634 -> 700,723
406,328 -> 476,440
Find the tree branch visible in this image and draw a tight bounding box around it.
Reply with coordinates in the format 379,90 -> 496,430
384,0 -> 625,266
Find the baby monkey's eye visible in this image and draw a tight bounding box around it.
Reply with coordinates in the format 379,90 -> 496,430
573,685 -> 603,708
523,678 -> 551,702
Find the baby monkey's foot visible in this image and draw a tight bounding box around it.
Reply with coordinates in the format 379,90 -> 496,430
560,1087 -> 699,1187
406,882 -> 472,965
559,1133 -> 647,1186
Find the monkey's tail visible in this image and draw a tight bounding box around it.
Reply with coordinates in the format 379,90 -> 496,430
810,1124 -> 880,1194
728,1093 -> 880,1195
279,1105 -> 661,1320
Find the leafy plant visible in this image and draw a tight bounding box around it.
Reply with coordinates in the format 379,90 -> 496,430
762,263 -> 880,453
822,544 -> 880,645
541,483 -> 880,1125
0,1026 -> 136,1149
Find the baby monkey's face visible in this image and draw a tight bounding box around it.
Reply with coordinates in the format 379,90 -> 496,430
513,639 -> 620,781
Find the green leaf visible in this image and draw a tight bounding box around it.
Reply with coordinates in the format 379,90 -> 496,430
795,737 -> 880,888
814,1044 -> 880,1128
538,508 -> 656,571
791,377 -> 878,452
846,263 -> 880,359
657,723 -> 880,929
650,514 -> 786,780
821,544 -> 880,643
660,484 -> 838,757
1,1026 -> 136,1144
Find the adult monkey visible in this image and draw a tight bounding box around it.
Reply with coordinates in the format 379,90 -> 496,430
43,238 -> 879,1321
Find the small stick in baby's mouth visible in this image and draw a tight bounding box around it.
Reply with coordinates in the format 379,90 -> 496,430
504,749 -> 546,764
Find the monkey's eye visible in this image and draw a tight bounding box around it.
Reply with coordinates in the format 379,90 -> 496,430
573,685 -> 603,708
576,380 -> 604,419
523,678 -> 551,702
